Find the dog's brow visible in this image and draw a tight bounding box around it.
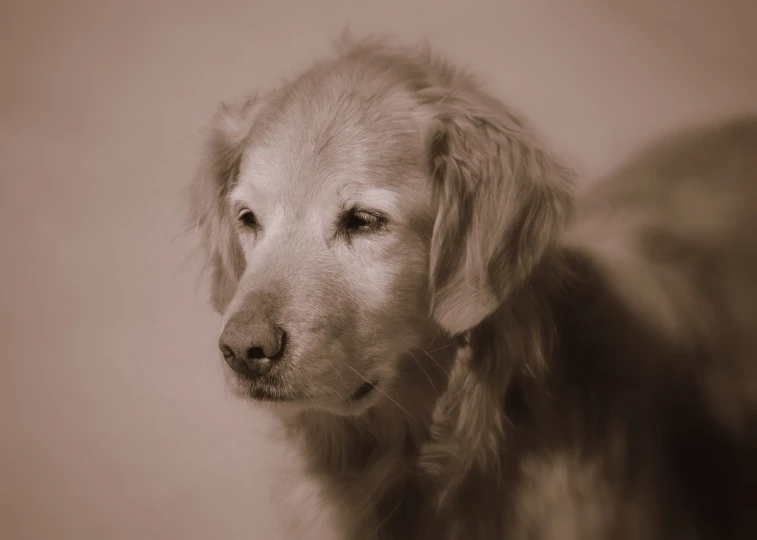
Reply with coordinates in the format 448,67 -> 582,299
341,186 -> 400,213
228,169 -> 271,208
227,193 -> 247,213
227,186 -> 249,208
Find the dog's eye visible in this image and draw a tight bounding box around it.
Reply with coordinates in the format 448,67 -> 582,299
237,209 -> 258,229
343,209 -> 387,234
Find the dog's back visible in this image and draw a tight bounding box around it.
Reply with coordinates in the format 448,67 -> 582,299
548,117 -> 757,539
568,117 -> 757,434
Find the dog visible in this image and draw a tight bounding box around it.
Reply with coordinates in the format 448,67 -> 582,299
189,35 -> 757,539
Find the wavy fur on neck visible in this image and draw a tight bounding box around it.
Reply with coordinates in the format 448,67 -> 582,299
277,263 -> 569,538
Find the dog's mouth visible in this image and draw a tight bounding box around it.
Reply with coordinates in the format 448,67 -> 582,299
249,385 -> 296,401
350,380 -> 378,401
234,370 -> 379,404
233,372 -> 299,402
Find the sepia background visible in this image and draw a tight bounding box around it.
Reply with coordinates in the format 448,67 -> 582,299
1,0 -> 756,538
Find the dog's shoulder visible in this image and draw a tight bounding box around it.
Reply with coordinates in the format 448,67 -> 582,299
531,118 -> 757,539
565,116 -> 757,432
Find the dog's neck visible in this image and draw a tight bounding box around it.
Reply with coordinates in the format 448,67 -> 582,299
273,253 -> 572,537
278,342 -> 459,536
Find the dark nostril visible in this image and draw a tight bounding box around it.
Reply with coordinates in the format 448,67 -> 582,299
246,330 -> 286,361
220,345 -> 234,360
246,346 -> 266,360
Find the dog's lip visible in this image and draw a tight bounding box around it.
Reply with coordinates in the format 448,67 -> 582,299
233,372 -> 298,401
350,379 -> 379,400
249,385 -> 297,402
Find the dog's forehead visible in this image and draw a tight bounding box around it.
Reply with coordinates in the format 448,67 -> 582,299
236,75 -> 426,206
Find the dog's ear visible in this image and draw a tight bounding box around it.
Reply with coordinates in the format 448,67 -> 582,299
191,96 -> 262,313
424,87 -> 574,335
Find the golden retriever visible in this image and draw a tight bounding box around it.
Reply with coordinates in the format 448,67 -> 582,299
189,35 -> 757,539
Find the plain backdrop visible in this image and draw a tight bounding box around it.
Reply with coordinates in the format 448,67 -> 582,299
1,0 -> 756,538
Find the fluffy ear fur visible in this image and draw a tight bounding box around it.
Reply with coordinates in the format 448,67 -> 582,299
190,96 -> 261,313
419,78 -> 574,509
424,87 -> 574,335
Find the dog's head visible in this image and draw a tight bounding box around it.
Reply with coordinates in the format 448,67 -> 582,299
191,38 -> 573,415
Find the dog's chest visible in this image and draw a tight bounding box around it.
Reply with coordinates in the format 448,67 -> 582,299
268,441 -> 345,539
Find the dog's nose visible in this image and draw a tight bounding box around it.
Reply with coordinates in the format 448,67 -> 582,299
218,310 -> 287,378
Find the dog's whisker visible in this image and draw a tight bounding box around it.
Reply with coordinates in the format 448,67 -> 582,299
407,350 -> 439,397
425,341 -> 457,355
342,365 -> 413,419
321,358 -> 349,389
418,347 -> 452,378
426,328 -> 443,350
322,384 -> 350,408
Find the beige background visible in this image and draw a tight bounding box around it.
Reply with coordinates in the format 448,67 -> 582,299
1,0 -> 756,538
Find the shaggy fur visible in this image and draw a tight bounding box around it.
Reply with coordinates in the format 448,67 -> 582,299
189,35 -> 757,539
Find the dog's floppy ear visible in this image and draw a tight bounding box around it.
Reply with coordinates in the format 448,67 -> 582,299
424,87 -> 574,335
190,96 -> 262,313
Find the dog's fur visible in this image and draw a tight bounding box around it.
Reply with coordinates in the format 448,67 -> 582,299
190,35 -> 757,539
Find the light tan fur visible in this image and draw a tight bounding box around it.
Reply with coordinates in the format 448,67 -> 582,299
190,34 -> 757,540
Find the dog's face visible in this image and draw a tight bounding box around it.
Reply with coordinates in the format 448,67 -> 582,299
191,40 -> 573,415
220,85 -> 438,414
